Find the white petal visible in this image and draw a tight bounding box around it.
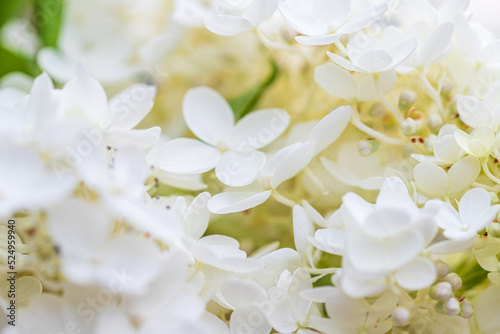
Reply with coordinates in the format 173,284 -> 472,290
434,134 -> 463,163
106,84 -> 156,130
265,142 -> 315,188
37,48 -> 75,82
62,63 -> 108,123
184,192 -> 211,240
340,269 -> 388,298
362,208 -> 414,238
348,229 -> 425,272
339,3 -> 388,34
216,150 -> 266,187
475,285 -> 500,334
293,205 -> 315,257
314,63 -> 356,100
296,33 -> 342,46
314,63 -> 356,101
183,87 -> 234,145
243,0 -> 280,26
459,188 -> 498,231
156,138 -> 221,174
413,162 -> 449,198
394,258 -> 437,291
426,200 -> 462,231
207,191 -> 272,214
229,306 -> 272,334
302,200 -> 326,227
205,15 -> 254,36
312,228 -> 345,255
454,129 -> 472,153
428,239 -> 473,254
356,50 -> 393,72
228,108 -> 290,150
341,192 -> 375,224
106,127 -> 161,149
221,279 -> 267,309
480,40 -> 500,64
457,96 -> 492,128
327,51 -> 366,72
418,22 -> 454,66
447,156 -> 481,195
376,177 -> 416,213
278,2 -> 327,36
390,37 -> 419,68
307,106 -> 351,156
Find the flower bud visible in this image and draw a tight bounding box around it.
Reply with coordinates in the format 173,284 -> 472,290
433,282 -> 453,301
446,298 -> 460,316
424,134 -> 437,153
445,273 -> 462,291
461,300 -> 473,319
358,139 -> 379,156
409,108 -> 422,120
435,260 -> 449,278
370,103 -> 386,118
427,113 -> 443,130
392,307 -> 411,326
401,118 -> 418,136
399,90 -> 418,111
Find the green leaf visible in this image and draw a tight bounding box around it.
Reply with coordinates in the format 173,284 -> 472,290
34,0 -> 65,47
229,60 -> 279,120
0,0 -> 28,30
0,47 -> 36,78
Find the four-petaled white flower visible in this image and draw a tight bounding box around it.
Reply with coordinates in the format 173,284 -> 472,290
157,86 -> 290,187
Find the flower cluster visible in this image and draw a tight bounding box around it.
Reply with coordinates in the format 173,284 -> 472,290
2,0 -> 500,333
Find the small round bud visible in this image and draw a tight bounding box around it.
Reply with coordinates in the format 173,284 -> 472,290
424,134 -> 437,153
461,300 -> 474,319
392,307 -> 411,326
434,282 -> 453,301
370,103 -> 386,118
435,260 -> 449,278
445,273 -> 462,291
446,298 -> 460,316
427,113 -> 443,130
441,80 -> 453,97
401,118 -> 419,136
358,139 -> 379,156
399,90 -> 418,111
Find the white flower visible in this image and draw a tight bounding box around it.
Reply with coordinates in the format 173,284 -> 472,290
93,252 -> 213,334
426,188 -> 499,240
157,86 -> 290,187
47,199 -> 163,294
413,156 -> 481,199
327,26 -> 418,73
219,278 -> 272,334
338,177 -> 438,297
205,0 -> 280,36
279,0 -> 387,46
61,64 -> 161,150
266,269 -> 316,333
